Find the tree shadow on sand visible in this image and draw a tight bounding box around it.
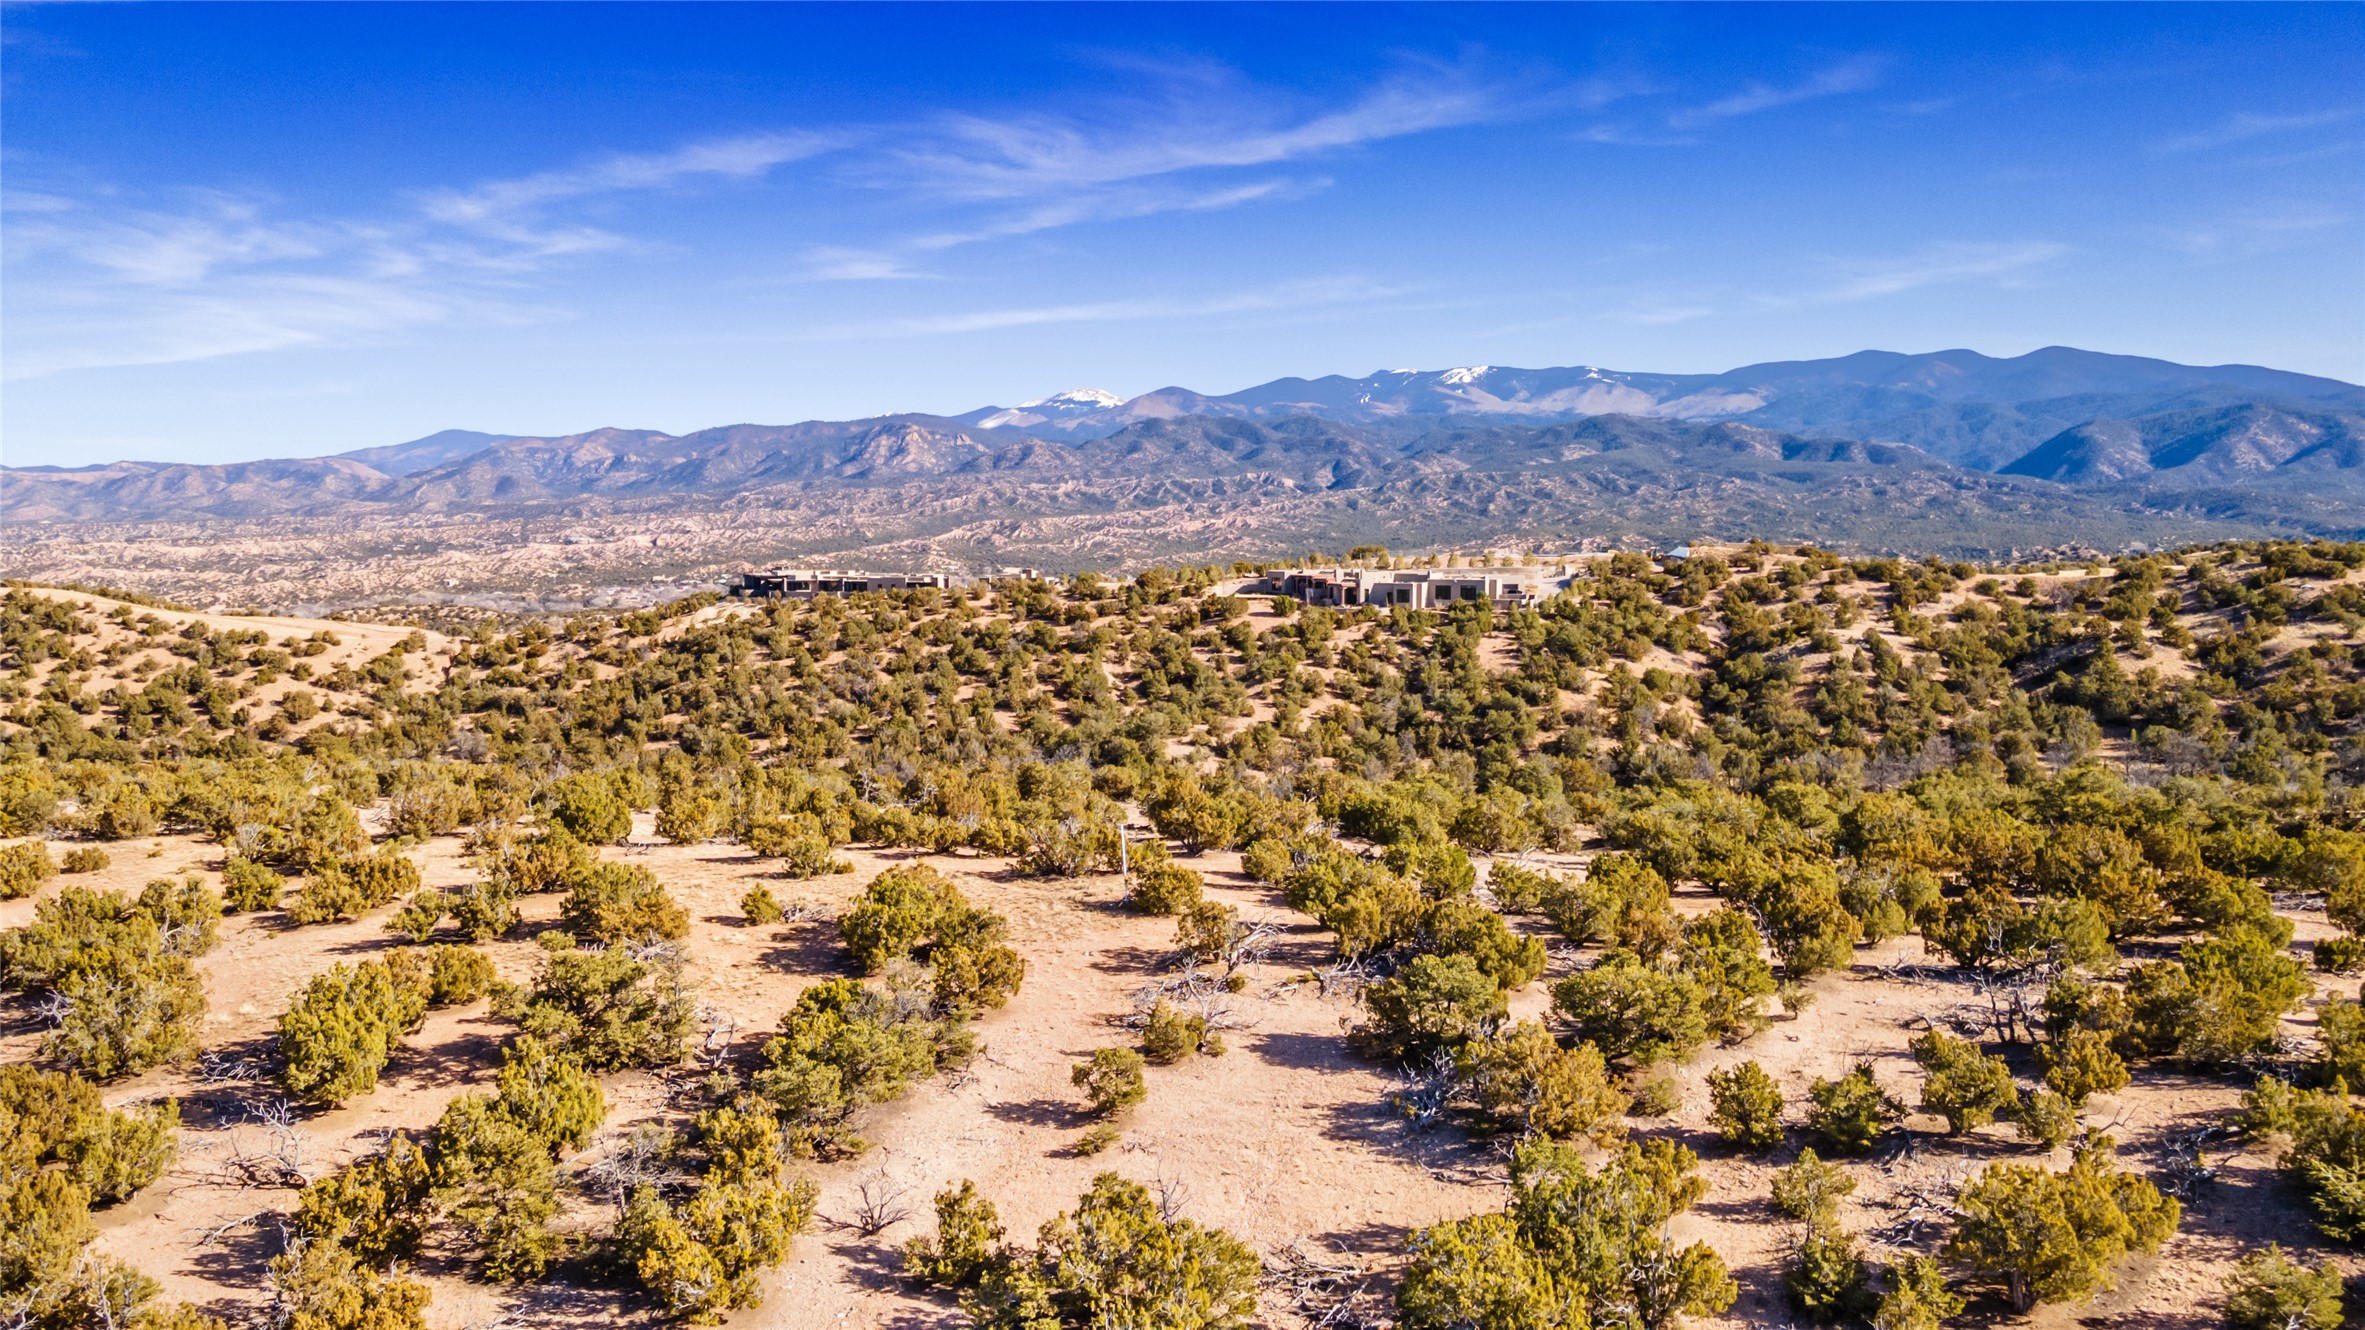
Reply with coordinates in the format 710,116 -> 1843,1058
757,916 -> 856,976
983,1096 -> 1086,1130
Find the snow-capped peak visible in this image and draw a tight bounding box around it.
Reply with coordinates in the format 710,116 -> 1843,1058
1018,388 -> 1125,412
1436,365 -> 1494,386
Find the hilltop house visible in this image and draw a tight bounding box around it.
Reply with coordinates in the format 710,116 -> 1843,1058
1263,566 -> 1551,610
726,569 -> 956,599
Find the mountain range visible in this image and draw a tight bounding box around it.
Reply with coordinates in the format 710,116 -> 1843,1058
6,347 -> 2360,555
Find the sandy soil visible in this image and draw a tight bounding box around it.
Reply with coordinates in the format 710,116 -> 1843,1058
6,820 -> 2349,1330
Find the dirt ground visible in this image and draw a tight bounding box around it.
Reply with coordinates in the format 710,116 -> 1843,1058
6,818 -> 2354,1330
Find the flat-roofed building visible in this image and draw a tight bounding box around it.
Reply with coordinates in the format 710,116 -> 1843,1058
1266,566 -> 1550,610
727,569 -> 955,599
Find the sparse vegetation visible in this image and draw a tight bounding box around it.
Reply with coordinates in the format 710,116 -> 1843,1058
3,538 -> 2363,1323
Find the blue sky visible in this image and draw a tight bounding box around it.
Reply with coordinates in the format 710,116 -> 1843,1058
4,2 -> 2360,466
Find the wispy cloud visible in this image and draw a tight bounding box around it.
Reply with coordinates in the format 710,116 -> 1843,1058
1668,56 -> 1887,130
416,132 -> 838,258
1613,300 -> 1716,326
1604,240 -> 2067,327
4,130 -> 846,379
799,246 -> 933,282
799,64 -> 1519,278
2154,108 -> 2358,156
910,177 -> 1309,252
830,276 -> 1404,338
2158,205 -> 2351,258
896,73 -> 1502,200
9,268 -> 466,379
1775,240 -> 2067,307
3,59 -> 1548,375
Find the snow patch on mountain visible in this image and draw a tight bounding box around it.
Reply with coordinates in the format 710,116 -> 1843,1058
1018,388 -> 1125,411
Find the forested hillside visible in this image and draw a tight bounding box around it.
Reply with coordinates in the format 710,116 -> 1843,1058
4,539 -> 2364,1329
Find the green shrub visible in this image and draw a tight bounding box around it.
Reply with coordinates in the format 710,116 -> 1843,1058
1238,836 -> 1295,885
2038,1027 -> 2129,1105
1125,861 -> 1205,915
485,827 -> 594,895
2242,1077 -> 2365,1242
751,976 -> 962,1157
1422,898 -> 1548,990
1397,1213 -> 1575,1330
1072,1123 -> 1119,1156
1072,1047 -> 1147,1118
1628,1074 -> 1681,1117
656,786 -> 724,845
903,1180 -> 1005,1289
61,846 -> 109,874
560,861 -> 688,946
838,864 -> 1024,1012
0,762 -> 58,838
1706,1060 -> 1785,1151
264,1234 -> 431,1330
1786,1222 -> 1874,1322
385,890 -> 445,943
1399,1138 -> 1732,1330
2015,1088 -> 2080,1149
1141,999 -> 1209,1064
286,849 -> 419,925
1385,839 -> 1478,899
2223,1244 -> 2345,1330
961,1173 -> 1259,1329
516,940 -> 694,1071
2317,936 -> 2365,974
1457,1022 -> 1627,1142
1773,1149 -> 1855,1225
88,783 -> 158,842
1357,952 -> 1506,1065
1542,853 -> 1669,948
1809,1062 -> 1900,1154
293,1137 -> 433,1264
1873,1254 -> 1963,1330
52,1098 -> 179,1206
615,1134 -> 818,1323
1484,860 -> 1555,914
490,1036 -> 607,1153
1680,909 -> 1778,1039
446,879 -> 517,941
430,1093 -> 561,1281
547,772 -> 632,844
745,813 -> 853,877
1911,1030 -> 2020,1133
423,944 -> 494,1005
220,856 -> 283,912
839,863 -> 963,968
1552,950 -> 1709,1066
47,955 -> 208,1080
4,883 -> 212,1079
741,884 -> 784,925
1944,1135 -> 2178,1311
277,958 -> 429,1105
0,1065 -> 177,1204
0,841 -> 58,899
2124,926 -> 2312,1066
1174,897 -> 1244,967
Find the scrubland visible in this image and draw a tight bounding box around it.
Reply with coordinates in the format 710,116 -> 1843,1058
3,540 -> 2364,1330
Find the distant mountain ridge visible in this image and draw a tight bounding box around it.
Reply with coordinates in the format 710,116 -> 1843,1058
5,347 -> 2359,547
334,429 -> 517,476
948,346 -> 2360,472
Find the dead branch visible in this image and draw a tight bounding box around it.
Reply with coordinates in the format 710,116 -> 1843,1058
833,1169 -> 913,1237
1263,1238 -> 1382,1330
